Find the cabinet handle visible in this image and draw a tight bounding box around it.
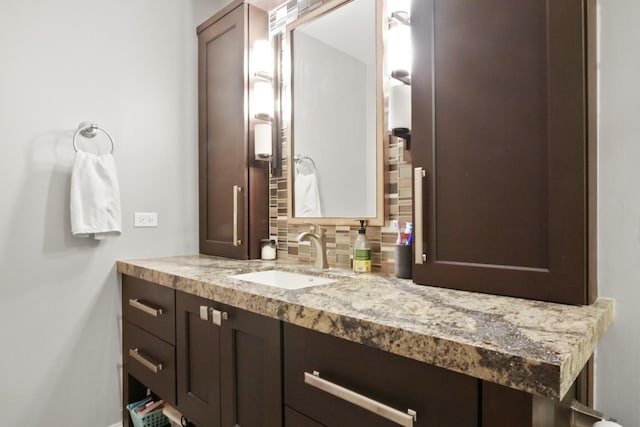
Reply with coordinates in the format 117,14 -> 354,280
304,371 -> 417,427
414,167 -> 426,264
128,298 -> 163,317
211,309 -> 228,326
129,348 -> 163,374
199,305 -> 228,326
233,185 -> 242,246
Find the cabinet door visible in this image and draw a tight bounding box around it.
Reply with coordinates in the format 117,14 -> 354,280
220,305 -> 282,427
176,291 -> 221,427
198,3 -> 248,259
411,0 -> 595,305
197,3 -> 270,260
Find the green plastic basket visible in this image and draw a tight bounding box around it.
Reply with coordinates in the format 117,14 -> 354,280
126,398 -> 170,427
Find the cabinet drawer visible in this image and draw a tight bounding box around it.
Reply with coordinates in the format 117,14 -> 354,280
124,322 -> 176,405
284,324 -> 478,427
285,406 -> 325,427
123,275 -> 175,344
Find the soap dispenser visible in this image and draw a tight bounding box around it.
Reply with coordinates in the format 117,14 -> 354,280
353,220 -> 372,273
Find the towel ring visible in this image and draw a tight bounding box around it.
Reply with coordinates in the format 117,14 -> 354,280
294,155 -> 317,176
73,122 -> 114,154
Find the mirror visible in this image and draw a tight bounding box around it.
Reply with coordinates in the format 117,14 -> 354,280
286,0 -> 383,226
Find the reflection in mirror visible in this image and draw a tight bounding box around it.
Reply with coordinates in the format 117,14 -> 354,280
287,0 -> 383,225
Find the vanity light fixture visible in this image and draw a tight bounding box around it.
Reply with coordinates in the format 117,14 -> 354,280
253,39 -> 273,81
253,81 -> 274,120
387,0 -> 412,146
387,0 -> 411,84
389,83 -> 412,149
252,39 -> 275,165
254,123 -> 272,160
252,39 -> 274,121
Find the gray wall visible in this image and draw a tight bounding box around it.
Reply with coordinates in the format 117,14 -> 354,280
0,0 -> 226,425
293,32 -> 369,217
596,0 -> 640,425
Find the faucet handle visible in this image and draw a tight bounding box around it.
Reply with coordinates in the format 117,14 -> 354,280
304,222 -> 326,236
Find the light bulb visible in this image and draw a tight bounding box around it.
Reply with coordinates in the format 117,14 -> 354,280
253,81 -> 273,117
255,123 -> 272,160
389,83 -> 411,131
253,39 -> 272,76
387,24 -> 411,77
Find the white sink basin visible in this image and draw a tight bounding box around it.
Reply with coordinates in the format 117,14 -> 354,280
229,269 -> 339,290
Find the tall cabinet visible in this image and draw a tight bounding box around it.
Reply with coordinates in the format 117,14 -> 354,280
198,1 -> 269,259
411,0 -> 597,305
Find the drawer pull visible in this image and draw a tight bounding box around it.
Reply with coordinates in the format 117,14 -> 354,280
129,298 -> 163,317
304,371 -> 417,427
129,348 -> 163,374
233,185 -> 242,246
414,167 -> 426,264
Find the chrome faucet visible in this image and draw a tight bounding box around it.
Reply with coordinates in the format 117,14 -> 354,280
297,224 -> 329,269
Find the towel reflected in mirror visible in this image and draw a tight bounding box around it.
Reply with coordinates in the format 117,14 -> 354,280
294,156 -> 322,217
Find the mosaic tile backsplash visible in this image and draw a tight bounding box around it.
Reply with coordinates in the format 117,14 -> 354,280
268,0 -> 413,273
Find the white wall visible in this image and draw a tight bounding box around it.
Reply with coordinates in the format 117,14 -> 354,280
0,0 -> 226,425
596,0 -> 640,425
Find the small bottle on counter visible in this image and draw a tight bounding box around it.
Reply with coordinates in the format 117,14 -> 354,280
261,239 -> 277,260
353,220 -> 371,273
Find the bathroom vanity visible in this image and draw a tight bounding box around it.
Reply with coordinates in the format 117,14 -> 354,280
118,255 -> 612,427
123,0 -> 607,423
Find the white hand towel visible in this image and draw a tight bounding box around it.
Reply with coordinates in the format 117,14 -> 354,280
70,151 -> 122,239
295,172 -> 322,217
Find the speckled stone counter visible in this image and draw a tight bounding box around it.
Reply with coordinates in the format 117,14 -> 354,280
117,255 -> 613,401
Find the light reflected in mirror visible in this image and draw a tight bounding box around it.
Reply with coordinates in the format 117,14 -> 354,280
287,0 -> 383,225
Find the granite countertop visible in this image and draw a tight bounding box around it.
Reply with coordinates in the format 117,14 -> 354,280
117,254 -> 613,401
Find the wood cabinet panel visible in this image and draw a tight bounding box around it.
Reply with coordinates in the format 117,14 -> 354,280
284,323 -> 478,427
123,323 -> 176,405
411,0 -> 596,305
220,305 -> 282,427
123,275 -> 175,344
176,291 -> 222,427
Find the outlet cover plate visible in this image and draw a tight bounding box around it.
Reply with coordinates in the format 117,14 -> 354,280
134,212 -> 158,227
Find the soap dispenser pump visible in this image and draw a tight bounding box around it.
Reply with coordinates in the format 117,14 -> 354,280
353,220 -> 372,273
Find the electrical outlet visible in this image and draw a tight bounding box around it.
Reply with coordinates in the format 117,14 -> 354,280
134,212 -> 158,227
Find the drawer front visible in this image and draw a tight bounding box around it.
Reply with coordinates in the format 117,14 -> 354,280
285,406 -> 325,427
124,322 -> 176,405
123,275 -> 175,344
284,324 -> 479,427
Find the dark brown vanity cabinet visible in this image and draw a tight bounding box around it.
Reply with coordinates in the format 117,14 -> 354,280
197,1 -> 269,260
283,323 -> 479,427
410,0 -> 597,305
176,290 -> 282,427
122,276 -> 281,427
122,276 -> 177,427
